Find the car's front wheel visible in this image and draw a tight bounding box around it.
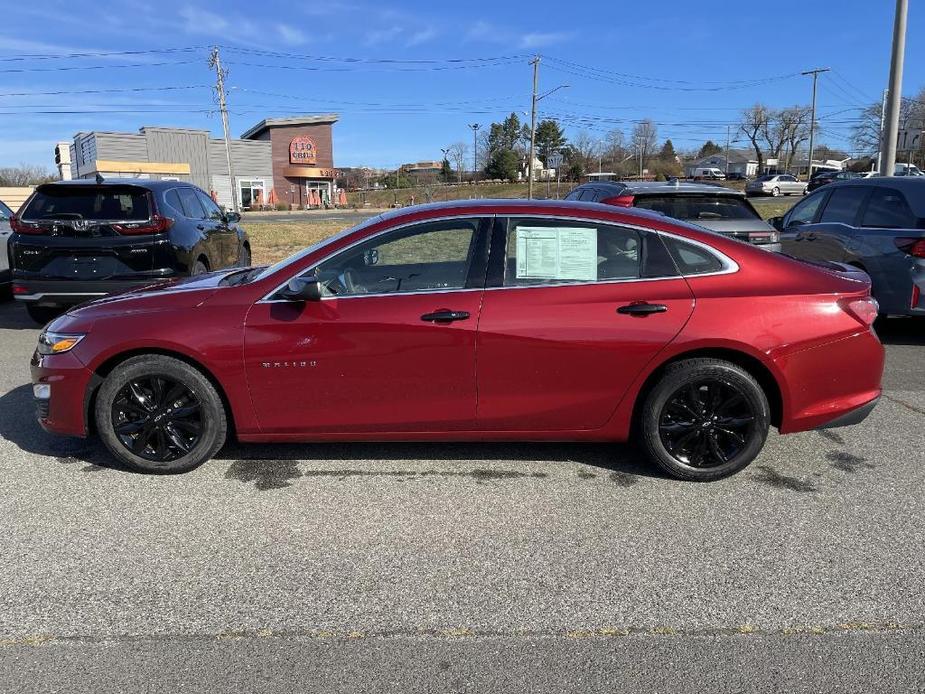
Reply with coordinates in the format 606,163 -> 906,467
771,186 -> 781,197
94,355 -> 227,473
639,358 -> 770,481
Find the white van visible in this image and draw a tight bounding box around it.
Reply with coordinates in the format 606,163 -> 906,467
691,167 -> 726,180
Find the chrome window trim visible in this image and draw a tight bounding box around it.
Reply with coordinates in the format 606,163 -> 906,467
256,212 -> 739,304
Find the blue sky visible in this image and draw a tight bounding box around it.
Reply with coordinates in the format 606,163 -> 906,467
0,0 -> 922,170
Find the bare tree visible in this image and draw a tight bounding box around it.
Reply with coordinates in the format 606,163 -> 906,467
602,128 -> 627,171
0,163 -> 57,186
740,104 -> 770,174
446,141 -> 468,184
779,106 -> 812,170
851,90 -> 924,157
631,120 -> 658,177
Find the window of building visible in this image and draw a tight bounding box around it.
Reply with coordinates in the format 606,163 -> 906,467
239,179 -> 266,210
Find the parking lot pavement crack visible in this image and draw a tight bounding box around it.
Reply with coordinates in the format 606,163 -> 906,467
1,622 -> 920,648
881,394 -> 925,417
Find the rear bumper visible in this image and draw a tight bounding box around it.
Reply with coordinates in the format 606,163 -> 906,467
776,328 -> 885,434
814,395 -> 879,430
13,276 -> 176,306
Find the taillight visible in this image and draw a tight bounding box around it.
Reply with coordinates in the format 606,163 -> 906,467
600,194 -> 635,207
9,216 -> 45,234
839,296 -> 879,326
12,284 -> 28,295
111,214 -> 173,235
912,284 -> 921,310
747,230 -> 781,244
894,237 -> 925,258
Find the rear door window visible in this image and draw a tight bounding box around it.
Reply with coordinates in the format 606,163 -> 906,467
503,218 -> 641,286
861,188 -> 916,228
21,186 -> 150,221
564,188 -> 584,201
785,193 -> 826,227
819,186 -> 868,225
177,188 -> 206,219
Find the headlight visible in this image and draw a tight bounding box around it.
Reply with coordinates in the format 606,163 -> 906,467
37,331 -> 85,355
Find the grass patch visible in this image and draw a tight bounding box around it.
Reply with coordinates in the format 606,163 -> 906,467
753,199 -> 798,220
248,220 -> 351,265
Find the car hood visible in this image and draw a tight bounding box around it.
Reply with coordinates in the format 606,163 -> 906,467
55,269 -> 240,329
686,218 -> 775,234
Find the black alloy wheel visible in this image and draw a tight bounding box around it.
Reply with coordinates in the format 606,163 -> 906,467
95,355 -> 227,473
639,358 -> 770,481
658,379 -> 755,468
111,376 -> 203,462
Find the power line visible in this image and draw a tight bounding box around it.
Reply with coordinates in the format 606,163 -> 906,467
0,59 -> 197,74
222,46 -> 531,65
223,59 -> 525,73
0,85 -> 210,97
0,47 -> 206,62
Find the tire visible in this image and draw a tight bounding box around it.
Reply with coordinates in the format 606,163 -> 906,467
238,245 -> 251,268
190,259 -> 209,276
771,186 -> 781,197
26,304 -> 63,325
638,358 -> 770,482
94,355 -> 227,474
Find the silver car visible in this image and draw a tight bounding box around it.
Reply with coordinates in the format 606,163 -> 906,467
0,200 -> 12,289
746,174 -> 808,197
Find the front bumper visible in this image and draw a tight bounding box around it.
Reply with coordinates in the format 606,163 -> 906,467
30,350 -> 95,437
14,276 -> 174,307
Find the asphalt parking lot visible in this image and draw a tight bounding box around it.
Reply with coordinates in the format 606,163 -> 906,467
0,297 -> 923,692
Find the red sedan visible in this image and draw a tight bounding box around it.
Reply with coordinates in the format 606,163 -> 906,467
31,200 -> 883,481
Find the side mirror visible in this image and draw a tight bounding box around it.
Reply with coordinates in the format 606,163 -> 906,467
224,211 -> 241,224
280,277 -> 323,302
768,216 -> 784,232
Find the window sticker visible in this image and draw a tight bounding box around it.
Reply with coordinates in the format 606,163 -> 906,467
515,226 -> 598,280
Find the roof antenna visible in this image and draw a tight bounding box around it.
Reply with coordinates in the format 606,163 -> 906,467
95,172 -> 105,184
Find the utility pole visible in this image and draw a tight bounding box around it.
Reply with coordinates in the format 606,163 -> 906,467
881,0 -> 908,177
468,123 -> 480,192
528,55 -> 540,199
876,88 -> 888,172
724,124 -> 731,177
209,46 -> 238,212
801,67 -> 829,181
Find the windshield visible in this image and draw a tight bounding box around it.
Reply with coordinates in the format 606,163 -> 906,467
755,175 -> 775,182
251,214 -> 386,283
633,195 -> 759,221
22,185 -> 150,221
0,200 -> 11,220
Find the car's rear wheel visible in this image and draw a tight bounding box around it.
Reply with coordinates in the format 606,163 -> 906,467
26,304 -> 63,325
639,359 -> 770,481
771,186 -> 781,197
94,355 -> 227,474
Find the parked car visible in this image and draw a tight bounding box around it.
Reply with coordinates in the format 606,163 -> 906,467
745,174 -> 808,197
565,180 -> 781,251
33,199 -> 883,482
691,167 -> 726,180
0,200 -> 12,290
726,172 -> 749,182
807,170 -> 863,192
772,178 -> 925,317
895,163 -> 924,177
10,179 -> 250,324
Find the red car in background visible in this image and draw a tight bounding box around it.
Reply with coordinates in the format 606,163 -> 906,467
31,200 -> 883,481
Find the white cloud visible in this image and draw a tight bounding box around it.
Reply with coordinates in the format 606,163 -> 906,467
466,20 -> 497,42
364,25 -> 403,46
276,24 -> 308,46
407,27 -> 438,46
519,31 -> 575,49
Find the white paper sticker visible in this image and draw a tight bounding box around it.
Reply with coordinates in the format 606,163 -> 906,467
515,226 -> 597,281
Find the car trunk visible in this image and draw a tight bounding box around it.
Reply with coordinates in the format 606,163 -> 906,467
13,184 -> 160,280
632,193 -> 778,245
689,217 -> 778,244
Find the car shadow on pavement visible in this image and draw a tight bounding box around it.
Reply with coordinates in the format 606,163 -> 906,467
0,382 -> 663,483
0,298 -> 42,331
0,384 -> 122,472
875,317 -> 925,346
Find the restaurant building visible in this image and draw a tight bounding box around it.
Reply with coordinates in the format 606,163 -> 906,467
66,114 -> 339,210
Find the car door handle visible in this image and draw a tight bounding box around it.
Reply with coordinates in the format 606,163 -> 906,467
421,310 -> 470,323
617,302 -> 668,316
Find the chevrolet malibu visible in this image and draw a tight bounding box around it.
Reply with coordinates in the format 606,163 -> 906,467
31,200 -> 884,481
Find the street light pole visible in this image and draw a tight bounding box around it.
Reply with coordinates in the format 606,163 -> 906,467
802,67 -> 830,180
528,55 -> 540,199
724,124 -> 731,177
468,123 -> 480,193
881,0 -> 908,176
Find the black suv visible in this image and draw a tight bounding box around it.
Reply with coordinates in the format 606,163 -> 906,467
10,179 -> 250,323
565,180 -> 780,251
